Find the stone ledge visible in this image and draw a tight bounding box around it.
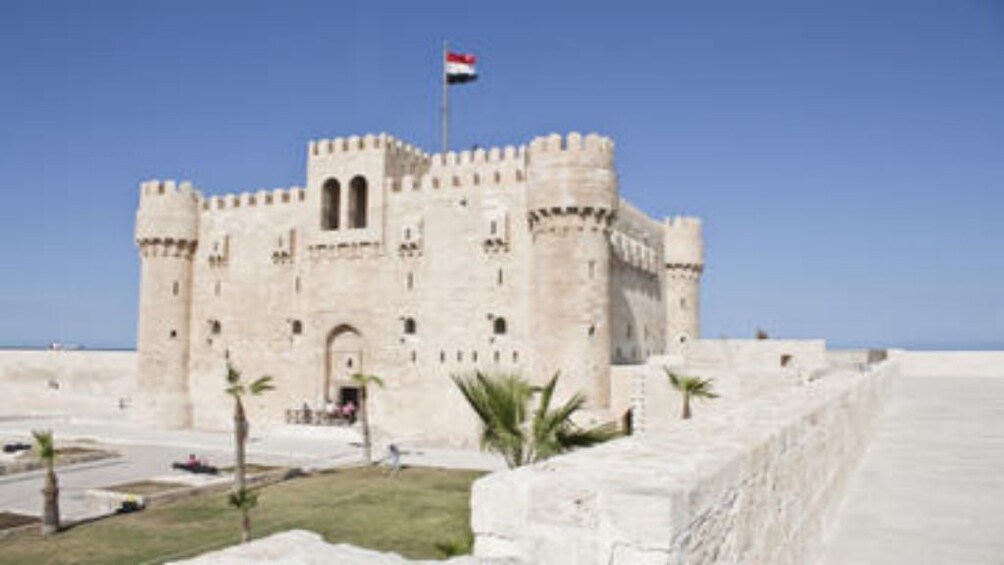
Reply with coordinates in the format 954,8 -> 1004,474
471,362 -> 896,564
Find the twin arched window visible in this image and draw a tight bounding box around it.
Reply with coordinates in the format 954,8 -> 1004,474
322,176 -> 368,230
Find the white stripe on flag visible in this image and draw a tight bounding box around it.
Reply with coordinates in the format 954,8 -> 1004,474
446,61 -> 476,76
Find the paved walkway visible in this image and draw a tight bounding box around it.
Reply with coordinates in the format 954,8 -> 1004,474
820,373 -> 1004,564
0,416 -> 503,522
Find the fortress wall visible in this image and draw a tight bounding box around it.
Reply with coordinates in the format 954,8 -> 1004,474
188,190 -> 310,430
363,176 -> 536,446
0,349 -> 136,417
683,338 -> 828,372
610,199 -> 666,365
183,164 -> 537,446
889,350 -> 1004,378
471,361 -> 896,565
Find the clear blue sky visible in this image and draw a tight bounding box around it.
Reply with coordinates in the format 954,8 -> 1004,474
1,1 -> 1001,350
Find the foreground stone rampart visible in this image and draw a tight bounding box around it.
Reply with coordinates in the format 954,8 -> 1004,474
470,361 -> 895,564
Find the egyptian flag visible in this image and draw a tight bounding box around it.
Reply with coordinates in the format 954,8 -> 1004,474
446,52 -> 478,84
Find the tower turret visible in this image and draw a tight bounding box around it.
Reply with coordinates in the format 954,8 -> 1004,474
527,132 -> 617,407
663,216 -> 704,353
134,179 -> 200,428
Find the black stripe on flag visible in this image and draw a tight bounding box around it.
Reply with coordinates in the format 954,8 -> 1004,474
447,73 -> 477,84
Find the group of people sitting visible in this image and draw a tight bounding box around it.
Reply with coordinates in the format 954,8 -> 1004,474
172,453 -> 219,475
293,400 -> 357,425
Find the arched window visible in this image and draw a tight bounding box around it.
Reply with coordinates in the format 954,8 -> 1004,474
403,318 -> 417,335
210,320 -> 222,335
349,176 -> 368,229
493,317 -> 507,335
322,178 -> 340,230
291,320 -> 303,335
172,281 -> 179,296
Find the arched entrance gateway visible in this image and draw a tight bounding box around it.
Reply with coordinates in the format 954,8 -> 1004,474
325,325 -> 363,407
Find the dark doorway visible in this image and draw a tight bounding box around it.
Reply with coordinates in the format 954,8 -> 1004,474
339,386 -> 360,407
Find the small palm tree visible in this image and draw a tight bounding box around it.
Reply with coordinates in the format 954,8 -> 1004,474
224,363 -> 275,543
453,372 -> 619,468
665,368 -> 718,419
32,430 -> 59,535
350,373 -> 385,463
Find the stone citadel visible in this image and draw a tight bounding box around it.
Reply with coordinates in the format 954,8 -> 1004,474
133,131 -> 704,444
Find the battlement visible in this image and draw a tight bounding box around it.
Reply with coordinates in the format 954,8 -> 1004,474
136,179 -> 202,244
139,179 -> 203,203
663,215 -> 704,267
200,187 -> 306,212
527,131 -> 614,156
526,132 -> 618,213
664,215 -> 702,230
428,145 -> 526,169
309,132 -> 430,165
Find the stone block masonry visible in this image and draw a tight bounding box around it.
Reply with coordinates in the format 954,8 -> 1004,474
470,361 -> 895,564
133,131 -> 705,447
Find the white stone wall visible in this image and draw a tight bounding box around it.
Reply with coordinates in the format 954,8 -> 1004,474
470,361 -> 895,564
0,349 -> 136,417
682,338 -> 828,372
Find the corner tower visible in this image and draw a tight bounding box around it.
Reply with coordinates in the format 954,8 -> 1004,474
663,216 -> 704,353
134,180 -> 200,428
527,133 -> 617,407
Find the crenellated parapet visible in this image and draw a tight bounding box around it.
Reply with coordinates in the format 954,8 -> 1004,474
200,186 -> 306,213
309,133 -> 431,179
663,216 -> 704,271
135,179 -> 201,253
526,132 -> 617,221
388,145 -> 527,194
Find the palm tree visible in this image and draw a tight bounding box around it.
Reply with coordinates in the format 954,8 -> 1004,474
665,368 -> 718,419
32,429 -> 59,535
350,373 -> 385,463
452,372 -> 619,468
224,363 -> 275,543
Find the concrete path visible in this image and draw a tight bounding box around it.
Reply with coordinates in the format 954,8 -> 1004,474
0,416 -> 503,522
820,373 -> 1004,564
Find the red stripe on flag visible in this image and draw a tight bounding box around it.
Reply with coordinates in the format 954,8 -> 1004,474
446,52 -> 476,65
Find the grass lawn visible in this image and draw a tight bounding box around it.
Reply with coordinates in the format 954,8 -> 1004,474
0,466 -> 484,564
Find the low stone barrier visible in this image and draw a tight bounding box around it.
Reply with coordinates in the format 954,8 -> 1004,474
86,467 -> 300,515
470,361 -> 895,564
0,349 -> 136,417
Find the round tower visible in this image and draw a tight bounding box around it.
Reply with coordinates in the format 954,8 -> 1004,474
134,179 -> 200,428
663,216 -> 704,354
527,132 -> 617,407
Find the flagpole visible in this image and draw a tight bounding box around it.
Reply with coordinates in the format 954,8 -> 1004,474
442,40 -> 449,153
